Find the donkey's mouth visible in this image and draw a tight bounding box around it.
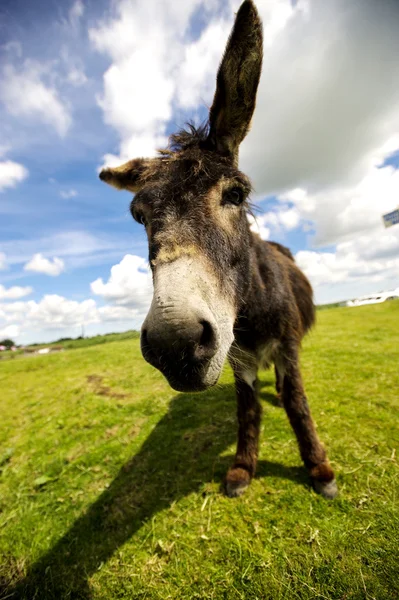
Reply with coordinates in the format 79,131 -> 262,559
140,332 -> 225,392
165,372 -> 217,393
141,342 -> 221,392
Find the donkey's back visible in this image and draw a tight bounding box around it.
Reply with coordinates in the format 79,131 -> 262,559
248,234 -> 315,343
268,240 -> 315,336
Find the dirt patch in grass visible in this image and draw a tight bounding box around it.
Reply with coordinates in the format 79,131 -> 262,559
86,374 -> 128,399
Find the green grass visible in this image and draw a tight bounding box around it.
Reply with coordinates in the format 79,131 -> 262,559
0,302 -> 398,599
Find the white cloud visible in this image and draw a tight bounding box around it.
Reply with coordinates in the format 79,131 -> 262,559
1,230 -> 136,269
2,41 -> 23,59
241,0 -> 399,197
24,254 -> 65,276
100,133 -> 168,171
67,67 -> 87,86
248,205 -> 301,239
0,160 -> 28,191
92,0 -> 399,189
0,253 -> 7,270
98,56 -> 173,137
90,1 -> 176,161
0,324 -> 20,339
98,305 -> 141,322
296,227 -> 399,303
69,0 -> 84,29
90,0 -> 300,166
296,250 -> 352,286
0,285 -> 33,300
28,295 -> 96,329
281,163 -> 399,247
0,145 -> 11,158
279,207 -> 301,231
231,0 -> 399,261
0,295 -> 97,333
91,254 -> 152,312
60,189 -> 77,199
0,62 -> 72,136
90,0 -> 233,164
248,214 -> 271,241
0,254 -> 154,343
59,43 -> 88,88
177,19 -> 230,110
254,0 -> 304,47
0,290 -> 148,344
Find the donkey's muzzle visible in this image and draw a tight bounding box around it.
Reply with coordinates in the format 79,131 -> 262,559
141,315 -> 219,392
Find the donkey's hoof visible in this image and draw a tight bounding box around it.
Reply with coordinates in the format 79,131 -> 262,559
225,467 -> 251,498
312,478 -> 338,500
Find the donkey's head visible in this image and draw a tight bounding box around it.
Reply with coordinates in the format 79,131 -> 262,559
100,0 -> 263,392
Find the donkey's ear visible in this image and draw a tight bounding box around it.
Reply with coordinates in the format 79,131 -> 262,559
99,158 -> 153,193
207,0 -> 263,160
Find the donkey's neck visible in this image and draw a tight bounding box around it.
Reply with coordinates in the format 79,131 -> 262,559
234,235 -> 292,352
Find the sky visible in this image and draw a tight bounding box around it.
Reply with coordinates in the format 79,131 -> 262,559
0,0 -> 399,345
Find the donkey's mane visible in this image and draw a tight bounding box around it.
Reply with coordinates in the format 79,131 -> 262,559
135,121 -> 226,186
159,122 -> 209,157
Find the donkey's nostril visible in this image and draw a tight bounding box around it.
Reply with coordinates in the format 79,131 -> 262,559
140,328 -> 154,363
141,328 -> 148,347
141,326 -> 161,369
141,316 -> 218,369
199,320 -> 215,348
195,319 -> 217,361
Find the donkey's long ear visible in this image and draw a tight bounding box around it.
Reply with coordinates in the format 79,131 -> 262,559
207,0 -> 263,160
99,158 -> 154,193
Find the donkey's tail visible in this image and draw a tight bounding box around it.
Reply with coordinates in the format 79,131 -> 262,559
290,268 -> 316,334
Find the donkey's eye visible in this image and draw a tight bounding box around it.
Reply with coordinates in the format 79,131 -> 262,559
222,187 -> 245,206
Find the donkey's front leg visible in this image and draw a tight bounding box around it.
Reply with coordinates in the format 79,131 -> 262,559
278,349 -> 338,499
225,366 -> 261,497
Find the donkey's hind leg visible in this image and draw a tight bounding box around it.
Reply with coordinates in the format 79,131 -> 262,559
277,344 -> 338,499
274,363 -> 284,407
225,355 -> 261,497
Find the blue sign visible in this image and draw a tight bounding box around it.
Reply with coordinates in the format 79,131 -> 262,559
382,208 -> 399,228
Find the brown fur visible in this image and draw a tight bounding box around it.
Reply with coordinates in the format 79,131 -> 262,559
100,0 -> 337,499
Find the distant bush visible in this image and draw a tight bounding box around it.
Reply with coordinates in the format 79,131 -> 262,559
0,338 -> 15,349
54,330 -> 141,350
23,330 -> 140,353
316,302 -> 343,311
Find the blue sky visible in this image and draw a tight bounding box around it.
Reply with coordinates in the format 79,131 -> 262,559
1,0 -> 399,344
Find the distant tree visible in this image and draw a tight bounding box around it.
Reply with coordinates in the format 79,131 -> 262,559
0,339 -> 15,349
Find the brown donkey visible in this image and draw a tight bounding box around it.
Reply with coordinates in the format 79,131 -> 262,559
100,0 -> 337,500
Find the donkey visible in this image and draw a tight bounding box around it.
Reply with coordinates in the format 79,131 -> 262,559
99,0 -> 337,500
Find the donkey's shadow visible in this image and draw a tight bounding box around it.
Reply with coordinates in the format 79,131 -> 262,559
7,380 -> 307,599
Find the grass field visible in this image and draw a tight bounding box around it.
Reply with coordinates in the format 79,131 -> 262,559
1,302 -> 398,599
